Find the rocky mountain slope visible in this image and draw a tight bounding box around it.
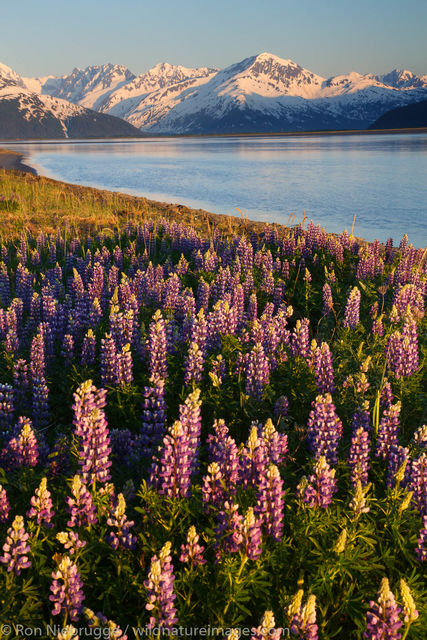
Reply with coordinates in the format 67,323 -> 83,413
369,99 -> 427,129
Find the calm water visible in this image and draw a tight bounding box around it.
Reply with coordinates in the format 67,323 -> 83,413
8,134 -> 427,247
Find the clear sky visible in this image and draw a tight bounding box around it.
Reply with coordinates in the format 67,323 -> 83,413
1,0 -> 426,78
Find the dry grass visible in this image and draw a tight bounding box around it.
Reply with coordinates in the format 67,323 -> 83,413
0,168 -> 287,242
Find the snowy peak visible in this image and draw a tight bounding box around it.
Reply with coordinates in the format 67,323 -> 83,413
209,53 -> 325,99
114,61 -> 217,94
378,68 -> 427,89
320,72 -> 386,97
39,63 -> 137,109
247,52 -> 325,95
99,62 -> 218,115
0,62 -> 26,90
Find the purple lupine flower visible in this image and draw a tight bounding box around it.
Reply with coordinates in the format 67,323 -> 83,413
206,419 -> 240,490
241,506 -> 262,561
415,516 -> 427,562
27,477 -> 55,528
246,292 -> 258,323
290,318 -> 310,361
72,380 -> 112,486
343,287 -> 361,329
254,464 -> 284,541
13,359 -> 30,413
372,316 -> 384,337
100,333 -> 119,386
144,541 -> 178,630
141,374 -> 167,457
386,445 -> 410,489
274,395 -> 289,422
89,298 -> 103,328
179,388 -> 202,476
376,402 -> 401,461
61,333 -> 74,367
313,342 -> 335,394
240,424 -> 268,488
49,555 -> 85,622
117,343 -> 133,386
400,579 -> 419,625
106,493 -> 137,551
0,384 -> 14,440
66,475 -> 98,528
80,329 -> 96,367
30,330 -> 46,381
260,418 -> 288,466
252,611 -> 282,640
297,456 -> 338,508
401,316 -> 419,376
408,453 -> 427,517
0,485 -> 10,523
393,283 -> 424,320
214,500 -> 243,562
196,278 -> 210,311
349,480 -> 371,517
364,578 -> 402,640
288,591 -> 318,640
245,342 -> 270,399
322,283 -> 333,315
150,420 -> 192,499
387,332 -> 405,379
147,309 -> 168,379
1,416 -> 39,469
306,393 -> 343,464
183,340 -> 205,385
32,375 -> 50,428
413,425 -> 427,450
380,380 -> 394,409
0,515 -> 31,575
56,531 -> 86,556
209,354 -> 226,386
351,403 -> 372,433
348,427 -> 371,488
179,525 -> 206,566
201,462 -> 227,514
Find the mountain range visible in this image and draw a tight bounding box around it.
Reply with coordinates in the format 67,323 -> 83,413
0,62 -> 144,139
1,53 -> 427,137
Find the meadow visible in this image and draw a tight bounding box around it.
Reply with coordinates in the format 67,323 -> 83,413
0,168 -> 425,639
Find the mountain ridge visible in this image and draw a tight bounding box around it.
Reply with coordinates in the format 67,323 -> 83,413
2,53 -> 427,136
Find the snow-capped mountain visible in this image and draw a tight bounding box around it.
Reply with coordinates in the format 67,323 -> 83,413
34,63 -> 137,110
110,53 -> 427,134
376,69 -> 427,89
98,62 -> 217,119
0,65 -> 143,139
2,54 -> 427,136
0,62 -> 26,89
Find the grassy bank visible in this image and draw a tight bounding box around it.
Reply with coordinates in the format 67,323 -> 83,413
0,166 -> 283,241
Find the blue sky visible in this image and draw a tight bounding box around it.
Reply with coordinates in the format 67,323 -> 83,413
2,0 -> 426,77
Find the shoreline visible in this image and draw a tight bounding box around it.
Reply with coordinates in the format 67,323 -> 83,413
0,127 -> 426,145
0,145 -> 425,249
0,148 -> 37,175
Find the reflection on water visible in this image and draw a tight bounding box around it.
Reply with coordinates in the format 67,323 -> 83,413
7,134 -> 427,246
